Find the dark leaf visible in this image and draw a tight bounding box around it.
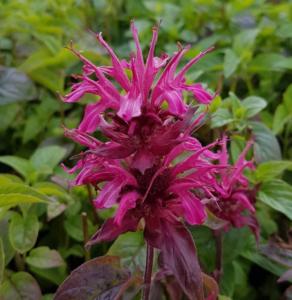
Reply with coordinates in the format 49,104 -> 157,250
54,256 -> 130,300
146,220 -> 204,300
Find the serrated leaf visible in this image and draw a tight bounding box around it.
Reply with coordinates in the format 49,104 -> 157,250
9,213 -> 39,254
26,246 -> 65,269
241,96 -> 267,118
0,272 -> 42,300
258,180 -> 292,220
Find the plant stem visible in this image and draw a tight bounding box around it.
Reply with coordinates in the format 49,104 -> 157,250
15,252 -> 25,271
81,212 -> 90,261
213,230 -> 223,284
142,243 -> 154,300
86,184 -> 99,224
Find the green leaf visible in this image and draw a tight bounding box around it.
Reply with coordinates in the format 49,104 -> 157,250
0,218 -> 15,266
258,180 -> 292,220
241,96 -> 267,118
272,104 -> 290,134
0,104 -> 20,131
249,53 -> 292,72
211,108 -> 234,128
223,49 -> 240,78
29,266 -> 67,286
277,22 -> 292,39
0,156 -> 35,180
242,251 -> 286,277
108,231 -> 146,271
30,145 -> 67,176
9,213 -> 39,254
250,121 -> 281,163
0,67 -> 37,105
255,160 -> 292,182
0,238 -> 4,283
233,28 -> 259,55
26,246 -> 65,269
0,272 -> 42,300
0,182 -> 49,207
64,215 -> 95,242
283,84 -> 292,114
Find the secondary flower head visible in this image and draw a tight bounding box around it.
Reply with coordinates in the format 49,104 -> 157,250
208,136 -> 259,238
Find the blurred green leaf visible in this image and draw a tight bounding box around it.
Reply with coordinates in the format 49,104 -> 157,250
250,121 -> 281,163
241,96 -> 267,118
0,182 -> 49,207
0,238 -> 4,283
255,160 -> 292,182
0,272 -> 42,300
258,180 -> 292,220
26,247 -> 65,269
224,49 -> 240,78
9,212 -> 39,254
272,104 -> 290,134
250,53 -> 292,72
30,145 -> 67,176
0,156 -> 35,180
211,108 -> 234,128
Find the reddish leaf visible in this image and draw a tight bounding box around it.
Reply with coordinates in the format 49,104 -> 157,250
145,219 -> 204,300
54,256 -> 130,300
278,269 -> 292,283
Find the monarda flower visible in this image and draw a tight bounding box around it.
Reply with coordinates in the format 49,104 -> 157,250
68,137 -> 221,299
63,22 -> 215,173
62,22 -> 256,300
207,136 -> 259,238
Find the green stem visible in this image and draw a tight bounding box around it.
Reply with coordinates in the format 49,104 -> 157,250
81,212 -> 90,261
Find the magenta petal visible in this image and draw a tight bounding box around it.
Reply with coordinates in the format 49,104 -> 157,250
132,149 -> 156,173
94,177 -> 128,209
92,142 -> 135,159
114,191 -> 140,225
117,93 -> 143,121
179,191 -> 206,225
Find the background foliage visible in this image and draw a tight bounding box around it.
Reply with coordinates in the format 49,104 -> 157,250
0,0 -> 292,299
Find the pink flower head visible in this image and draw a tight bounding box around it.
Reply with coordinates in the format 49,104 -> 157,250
80,137 -> 221,298
62,22 -> 257,299
208,136 -> 259,238
63,22 -> 214,129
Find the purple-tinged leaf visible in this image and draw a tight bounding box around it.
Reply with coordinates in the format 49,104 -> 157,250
54,256 -> 130,300
260,241 -> 292,268
145,220 -> 204,300
278,269 -> 292,283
